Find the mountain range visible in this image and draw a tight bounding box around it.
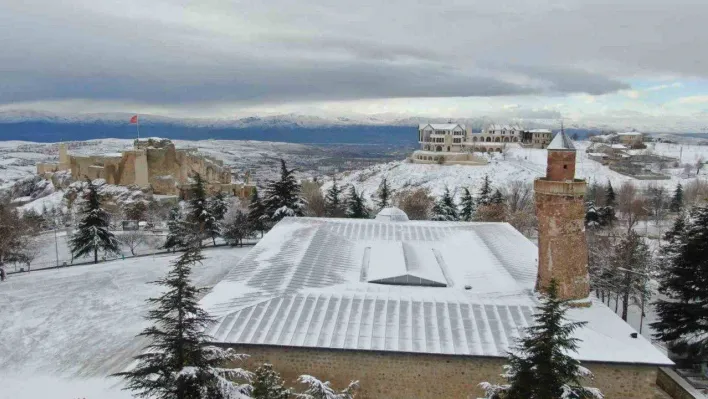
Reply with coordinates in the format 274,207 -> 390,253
0,110 -> 695,144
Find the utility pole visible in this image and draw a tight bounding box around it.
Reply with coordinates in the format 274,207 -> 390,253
54,216 -> 60,267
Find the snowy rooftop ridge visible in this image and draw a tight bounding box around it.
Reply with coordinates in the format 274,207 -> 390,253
200,217 -> 672,366
547,130 -> 576,151
418,123 -> 465,130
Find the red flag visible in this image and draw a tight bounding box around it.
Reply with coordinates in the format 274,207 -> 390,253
129,115 -> 138,124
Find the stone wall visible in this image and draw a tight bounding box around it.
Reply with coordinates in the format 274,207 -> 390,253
225,345 -> 659,399
534,179 -> 590,300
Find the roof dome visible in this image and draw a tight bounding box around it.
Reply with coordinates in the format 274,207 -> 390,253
375,207 -> 409,222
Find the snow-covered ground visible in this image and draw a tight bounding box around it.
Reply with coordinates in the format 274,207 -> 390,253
325,141 -> 708,202
0,246 -> 252,398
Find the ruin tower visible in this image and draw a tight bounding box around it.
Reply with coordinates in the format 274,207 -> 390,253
534,130 -> 590,301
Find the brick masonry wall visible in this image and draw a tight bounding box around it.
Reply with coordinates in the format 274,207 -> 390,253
226,345 -> 658,399
534,180 -> 590,301
546,151 -> 577,181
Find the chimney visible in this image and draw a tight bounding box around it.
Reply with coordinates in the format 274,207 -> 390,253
534,130 -> 590,303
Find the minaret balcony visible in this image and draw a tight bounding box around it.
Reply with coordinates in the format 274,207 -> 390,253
534,178 -> 586,197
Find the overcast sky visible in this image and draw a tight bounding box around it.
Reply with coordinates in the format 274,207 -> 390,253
3,0 -> 708,129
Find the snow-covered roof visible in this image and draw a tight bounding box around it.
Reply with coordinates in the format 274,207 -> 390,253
419,123 -> 465,130
547,131 -> 576,151
200,217 -> 672,366
617,132 -> 643,136
611,144 -> 628,149
374,207 -> 409,222
485,124 -> 523,131
528,129 -> 552,133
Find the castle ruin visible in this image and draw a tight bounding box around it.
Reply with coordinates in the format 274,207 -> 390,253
37,138 -> 254,198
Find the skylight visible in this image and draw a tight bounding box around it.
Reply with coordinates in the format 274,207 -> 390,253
364,242 -> 448,287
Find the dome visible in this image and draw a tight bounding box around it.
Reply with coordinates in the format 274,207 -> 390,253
375,206 -> 409,222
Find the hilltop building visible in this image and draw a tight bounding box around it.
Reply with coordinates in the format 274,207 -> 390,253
412,123 -> 554,165
617,132 -> 645,146
37,138 -> 254,198
200,143 -> 672,399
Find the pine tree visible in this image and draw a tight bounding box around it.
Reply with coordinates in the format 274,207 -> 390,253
206,191 -> 229,245
223,209 -> 250,247
345,186 -> 370,219
478,175 -> 492,206
585,202 -> 600,228
491,189 -> 504,205
163,207 -> 188,251
69,179 -> 120,264
669,183 -> 683,213
324,177 -> 344,217
114,239 -> 252,399
459,187 -> 476,222
296,375 -> 359,399
605,181 -> 616,207
652,206 -> 708,358
480,280 -> 603,399
247,188 -> 267,237
264,159 -> 305,222
251,363 -> 291,399
375,178 -> 392,211
187,173 -> 212,247
431,187 -> 459,221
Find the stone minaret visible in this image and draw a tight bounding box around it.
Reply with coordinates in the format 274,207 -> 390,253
534,130 -> 590,301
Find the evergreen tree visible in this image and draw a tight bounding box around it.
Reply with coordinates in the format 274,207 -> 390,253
597,206 -> 616,227
206,191 -> 229,245
491,189 -> 504,205
70,179 -> 120,264
585,202 -> 600,228
187,173 -> 212,247
251,363 -> 291,399
345,186 -> 370,219
652,206 -> 708,358
431,187 -> 459,221
223,209 -> 251,247
478,175 -> 492,206
324,177 -> 344,217
375,178 -> 392,211
247,188 -> 267,237
459,187 -> 476,222
114,239 -> 252,399
163,207 -> 188,251
605,181 -> 616,207
480,280 -> 603,399
669,183 -> 684,213
264,160 -> 305,222
296,375 -> 359,399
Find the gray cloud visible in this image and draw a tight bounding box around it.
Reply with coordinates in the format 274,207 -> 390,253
1,0 -> 704,108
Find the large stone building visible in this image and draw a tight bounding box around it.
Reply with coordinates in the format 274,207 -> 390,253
200,140 -> 671,398
37,138 -> 254,198
412,123 -> 555,165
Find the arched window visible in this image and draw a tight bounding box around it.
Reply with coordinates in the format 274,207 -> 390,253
495,137 -> 501,142
436,145 -> 442,152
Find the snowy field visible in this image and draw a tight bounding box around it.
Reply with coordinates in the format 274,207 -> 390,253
0,246 -> 252,398
324,141 -> 708,202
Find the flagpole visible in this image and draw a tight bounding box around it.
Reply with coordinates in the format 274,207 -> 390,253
136,114 -> 140,139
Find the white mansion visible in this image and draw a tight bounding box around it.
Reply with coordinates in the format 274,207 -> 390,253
413,123 -> 553,165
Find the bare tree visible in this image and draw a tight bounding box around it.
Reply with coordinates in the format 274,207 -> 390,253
697,156 -> 705,175
393,188 -> 434,220
301,180 -> 326,217
504,181 -> 534,214
120,230 -> 146,256
645,184 -> 667,225
684,179 -> 708,206
16,237 -> 41,272
618,182 -> 648,231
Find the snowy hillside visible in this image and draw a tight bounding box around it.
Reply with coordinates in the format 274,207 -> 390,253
325,141 -> 708,203
0,246 -> 251,398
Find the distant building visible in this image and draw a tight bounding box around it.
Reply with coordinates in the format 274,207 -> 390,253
523,129 -> 554,148
617,132 -> 644,145
412,124 -> 487,165
37,138 -> 255,198
470,124 -> 524,144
